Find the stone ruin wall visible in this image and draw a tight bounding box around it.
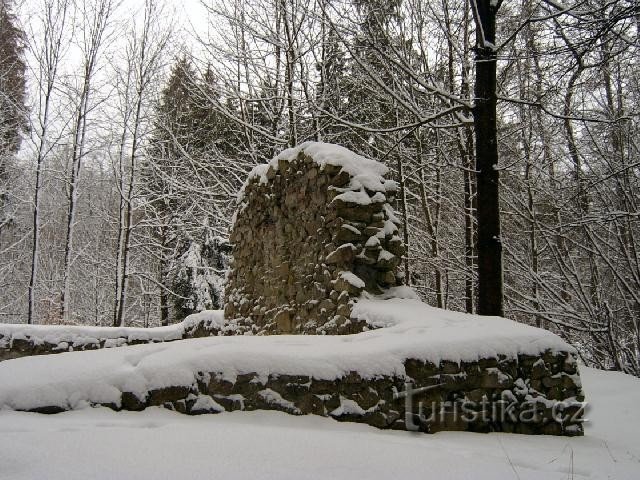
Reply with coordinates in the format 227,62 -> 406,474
0,314 -> 222,363
224,144 -> 404,334
18,348 -> 585,437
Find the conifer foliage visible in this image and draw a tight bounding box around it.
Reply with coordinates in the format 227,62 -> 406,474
0,0 -> 26,230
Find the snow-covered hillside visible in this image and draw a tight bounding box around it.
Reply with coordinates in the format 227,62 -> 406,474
0,367 -> 638,480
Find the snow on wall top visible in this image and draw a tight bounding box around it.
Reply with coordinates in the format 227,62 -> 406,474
239,142 -> 397,203
0,294 -> 574,412
0,311 -> 225,350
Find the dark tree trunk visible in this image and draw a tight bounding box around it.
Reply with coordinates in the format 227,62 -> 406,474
473,0 -> 503,316
461,0 -> 475,314
159,224 -> 171,327
463,129 -> 475,314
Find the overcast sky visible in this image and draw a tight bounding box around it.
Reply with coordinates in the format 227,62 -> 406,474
17,0 -> 210,54
12,0 -> 213,161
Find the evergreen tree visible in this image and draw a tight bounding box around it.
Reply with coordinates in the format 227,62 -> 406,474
144,56 -> 237,324
0,0 -> 26,154
172,231 -> 230,318
0,0 -> 27,232
316,28 -> 348,142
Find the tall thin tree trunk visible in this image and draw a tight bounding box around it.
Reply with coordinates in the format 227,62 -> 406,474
281,0 -> 297,146
463,136 -> 475,313
27,0 -> 69,324
159,227 -> 171,326
60,80 -> 91,322
60,0 -> 112,323
520,2 -> 542,327
461,0 -> 475,313
397,155 -> 410,284
112,55 -> 133,326
417,133 -> 443,307
28,143 -> 45,324
29,79 -> 56,324
472,0 -> 503,316
115,62 -> 145,328
115,132 -> 137,327
113,123 -> 129,326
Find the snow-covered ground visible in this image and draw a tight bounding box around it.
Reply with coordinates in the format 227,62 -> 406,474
0,367 -> 638,480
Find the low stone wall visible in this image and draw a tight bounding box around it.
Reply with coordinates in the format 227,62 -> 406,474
51,350 -> 584,436
0,312 -> 223,363
224,142 -> 403,334
0,300 -> 585,436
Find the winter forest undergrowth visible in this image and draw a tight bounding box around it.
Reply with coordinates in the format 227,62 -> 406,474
0,0 -> 638,375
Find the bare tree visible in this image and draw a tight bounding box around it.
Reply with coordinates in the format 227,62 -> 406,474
112,0 -> 171,327
59,0 -> 115,322
25,0 -> 70,324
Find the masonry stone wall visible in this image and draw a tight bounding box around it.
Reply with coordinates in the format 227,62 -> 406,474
0,313 -> 223,363
23,349 -> 584,436
224,143 -> 403,334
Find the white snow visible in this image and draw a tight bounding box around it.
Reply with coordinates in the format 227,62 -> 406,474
337,271 -> 366,289
0,295 -> 573,412
365,236 -> 380,247
190,394 -> 225,413
330,397 -> 367,417
278,141 -> 389,181
382,179 -> 398,192
383,203 -> 401,225
375,286 -> 421,300
0,311 -> 225,350
370,192 -> 386,203
341,224 -> 361,235
0,367 -> 638,479
332,189 -> 374,206
258,388 -> 301,414
377,249 -> 394,262
383,220 -> 398,236
239,142 -> 396,203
